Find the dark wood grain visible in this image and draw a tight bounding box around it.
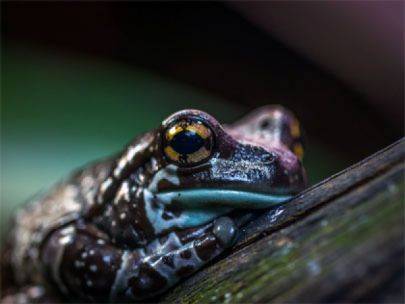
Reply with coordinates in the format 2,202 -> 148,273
162,138 -> 405,303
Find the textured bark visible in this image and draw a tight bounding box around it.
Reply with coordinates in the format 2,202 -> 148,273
162,138 -> 405,303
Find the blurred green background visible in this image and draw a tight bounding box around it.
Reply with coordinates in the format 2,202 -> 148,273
2,46 -> 346,228
1,2 -> 402,233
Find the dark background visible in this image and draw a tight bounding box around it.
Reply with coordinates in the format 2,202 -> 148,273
1,2 -> 403,225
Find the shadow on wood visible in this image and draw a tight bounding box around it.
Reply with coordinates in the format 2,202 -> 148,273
162,138 -> 404,303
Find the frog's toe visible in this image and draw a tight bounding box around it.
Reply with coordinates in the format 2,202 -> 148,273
213,216 -> 238,247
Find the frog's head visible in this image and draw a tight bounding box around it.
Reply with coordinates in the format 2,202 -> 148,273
94,107 -> 307,242
155,108 -> 307,200
144,107 -> 307,233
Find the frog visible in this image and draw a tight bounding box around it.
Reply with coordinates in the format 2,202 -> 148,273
1,105 -> 307,303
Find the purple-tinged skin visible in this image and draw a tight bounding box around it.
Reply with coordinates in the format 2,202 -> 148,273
1,105 -> 307,303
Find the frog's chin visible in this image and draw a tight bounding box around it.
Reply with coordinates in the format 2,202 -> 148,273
154,188 -> 293,209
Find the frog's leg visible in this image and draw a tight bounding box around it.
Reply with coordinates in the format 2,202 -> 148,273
116,216 -> 237,301
40,217 -> 237,302
0,285 -> 62,304
1,234 -> 64,303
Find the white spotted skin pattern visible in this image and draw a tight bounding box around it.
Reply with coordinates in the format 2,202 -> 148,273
1,160 -> 113,302
1,106 -> 307,302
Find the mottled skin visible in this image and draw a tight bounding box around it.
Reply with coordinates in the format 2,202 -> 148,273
1,106 -> 307,303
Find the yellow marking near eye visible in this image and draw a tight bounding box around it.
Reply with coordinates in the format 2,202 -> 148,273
293,143 -> 304,159
291,119 -> 301,139
164,146 -> 180,162
186,123 -> 211,139
166,126 -> 184,141
187,147 -> 211,163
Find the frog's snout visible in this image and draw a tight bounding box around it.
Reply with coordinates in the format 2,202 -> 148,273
271,148 -> 307,194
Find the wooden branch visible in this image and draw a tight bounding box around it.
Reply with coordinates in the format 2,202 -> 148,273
162,138 -> 405,303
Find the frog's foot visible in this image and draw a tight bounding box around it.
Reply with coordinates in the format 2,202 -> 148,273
40,217 -> 238,302
114,216 -> 238,301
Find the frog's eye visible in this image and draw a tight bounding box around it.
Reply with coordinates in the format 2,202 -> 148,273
163,119 -> 215,165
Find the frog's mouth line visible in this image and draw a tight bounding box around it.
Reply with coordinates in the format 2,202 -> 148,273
155,188 -> 293,209
143,188 -> 294,234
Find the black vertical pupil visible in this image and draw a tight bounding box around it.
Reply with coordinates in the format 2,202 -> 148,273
170,130 -> 204,154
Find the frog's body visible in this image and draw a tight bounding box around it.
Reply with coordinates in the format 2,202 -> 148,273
1,106 -> 307,303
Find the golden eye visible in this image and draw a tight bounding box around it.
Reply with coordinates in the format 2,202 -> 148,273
163,119 -> 214,165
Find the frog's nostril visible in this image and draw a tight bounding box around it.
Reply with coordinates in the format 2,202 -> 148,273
260,120 -> 270,129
